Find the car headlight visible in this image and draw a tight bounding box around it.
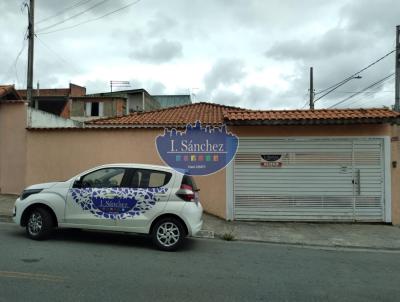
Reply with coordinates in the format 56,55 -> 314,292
20,189 -> 43,200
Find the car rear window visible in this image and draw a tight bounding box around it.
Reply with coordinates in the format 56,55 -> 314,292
129,169 -> 172,188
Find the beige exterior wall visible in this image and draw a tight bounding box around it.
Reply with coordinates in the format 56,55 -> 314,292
0,103 -> 27,194
390,125 -> 400,225
0,103 -> 398,223
229,124 -> 392,137
25,128 -> 226,218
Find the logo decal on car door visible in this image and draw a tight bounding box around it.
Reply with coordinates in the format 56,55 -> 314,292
70,187 -> 168,219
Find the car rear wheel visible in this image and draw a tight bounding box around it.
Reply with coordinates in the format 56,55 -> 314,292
26,208 -> 54,240
151,218 -> 185,251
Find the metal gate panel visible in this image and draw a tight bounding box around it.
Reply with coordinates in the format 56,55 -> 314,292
233,138 -> 384,221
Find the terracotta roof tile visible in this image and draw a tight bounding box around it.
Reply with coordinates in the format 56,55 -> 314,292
0,85 -> 23,102
224,108 -> 400,125
0,85 -> 13,98
87,103 -> 400,127
87,102 -> 246,126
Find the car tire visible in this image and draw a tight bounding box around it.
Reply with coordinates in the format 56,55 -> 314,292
26,207 -> 54,240
151,217 -> 185,251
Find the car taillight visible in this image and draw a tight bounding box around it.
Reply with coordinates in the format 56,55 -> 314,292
181,184 -> 193,191
176,185 -> 195,202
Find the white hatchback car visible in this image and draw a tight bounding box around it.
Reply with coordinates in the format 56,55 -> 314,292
13,164 -> 203,251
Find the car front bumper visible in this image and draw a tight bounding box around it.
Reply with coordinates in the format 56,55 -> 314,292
12,197 -> 22,225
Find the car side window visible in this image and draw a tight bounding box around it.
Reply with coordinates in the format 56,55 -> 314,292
80,168 -> 127,188
129,169 -> 172,188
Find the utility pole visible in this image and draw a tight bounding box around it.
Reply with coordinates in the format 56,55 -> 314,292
309,67 -> 314,110
26,0 -> 35,106
395,25 -> 400,111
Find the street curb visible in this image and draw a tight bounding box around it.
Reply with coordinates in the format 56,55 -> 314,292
1,211 -> 399,251
213,236 -> 400,252
0,214 -> 12,223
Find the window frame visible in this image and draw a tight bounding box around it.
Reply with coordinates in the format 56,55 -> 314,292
126,168 -> 173,189
74,167 -> 130,188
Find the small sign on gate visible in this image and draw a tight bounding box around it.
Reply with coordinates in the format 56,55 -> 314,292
260,154 -> 283,168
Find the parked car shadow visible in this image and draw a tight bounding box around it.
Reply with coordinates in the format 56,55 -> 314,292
11,227 -> 198,252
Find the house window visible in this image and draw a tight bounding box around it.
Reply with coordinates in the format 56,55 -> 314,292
85,102 -> 104,117
91,102 -> 99,116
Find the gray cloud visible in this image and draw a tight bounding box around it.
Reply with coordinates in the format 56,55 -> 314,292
265,28 -> 370,61
210,89 -> 241,106
342,0 -> 399,34
204,59 -> 246,91
146,13 -> 178,36
146,81 -> 166,95
82,79 -> 108,94
131,39 -> 183,63
244,86 -> 274,109
263,0 -> 397,109
1,0 -> 399,109
209,85 -> 274,109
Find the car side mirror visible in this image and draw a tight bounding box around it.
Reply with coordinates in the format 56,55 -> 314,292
73,177 -> 83,188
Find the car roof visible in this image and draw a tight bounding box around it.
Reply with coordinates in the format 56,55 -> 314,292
95,163 -> 176,173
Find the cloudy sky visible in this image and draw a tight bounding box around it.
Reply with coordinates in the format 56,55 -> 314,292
1,0 -> 399,109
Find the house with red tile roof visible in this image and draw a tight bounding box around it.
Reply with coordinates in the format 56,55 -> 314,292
0,85 -> 23,102
86,102 -> 399,127
1,99 -> 400,224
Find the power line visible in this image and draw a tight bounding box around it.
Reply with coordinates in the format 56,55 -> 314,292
36,0 -> 109,33
344,77 -> 395,108
35,36 -> 81,74
314,49 -> 396,98
1,3 -> 30,85
314,75 -> 361,102
38,0 -> 141,35
328,73 -> 395,108
351,97 -> 394,108
330,73 -> 395,108
324,90 -> 395,94
0,29 -> 28,85
36,0 -> 94,25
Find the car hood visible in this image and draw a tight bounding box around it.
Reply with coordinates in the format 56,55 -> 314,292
25,182 -> 60,190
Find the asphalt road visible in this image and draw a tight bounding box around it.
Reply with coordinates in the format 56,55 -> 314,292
0,222 -> 399,302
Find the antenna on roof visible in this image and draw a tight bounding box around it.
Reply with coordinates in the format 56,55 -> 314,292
110,80 -> 131,93
190,87 -> 199,102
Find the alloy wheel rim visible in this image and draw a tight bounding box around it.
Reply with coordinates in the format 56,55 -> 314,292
28,213 -> 43,236
157,222 -> 180,247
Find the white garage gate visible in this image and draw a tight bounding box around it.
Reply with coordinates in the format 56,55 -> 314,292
232,137 -> 390,222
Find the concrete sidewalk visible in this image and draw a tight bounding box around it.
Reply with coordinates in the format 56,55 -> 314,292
0,194 -> 17,221
2,194 -> 400,250
202,214 -> 400,250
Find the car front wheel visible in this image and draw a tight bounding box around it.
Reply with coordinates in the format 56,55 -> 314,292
151,218 -> 185,251
26,208 -> 54,240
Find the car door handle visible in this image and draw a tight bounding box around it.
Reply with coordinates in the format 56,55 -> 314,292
155,193 -> 168,197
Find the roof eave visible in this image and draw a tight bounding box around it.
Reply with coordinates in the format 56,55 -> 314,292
224,117 -> 400,126
86,122 -> 224,128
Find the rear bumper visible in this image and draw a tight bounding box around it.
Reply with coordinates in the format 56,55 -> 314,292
190,219 -> 203,236
181,202 -> 203,236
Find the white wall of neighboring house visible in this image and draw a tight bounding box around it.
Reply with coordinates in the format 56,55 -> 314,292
27,107 -> 82,128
